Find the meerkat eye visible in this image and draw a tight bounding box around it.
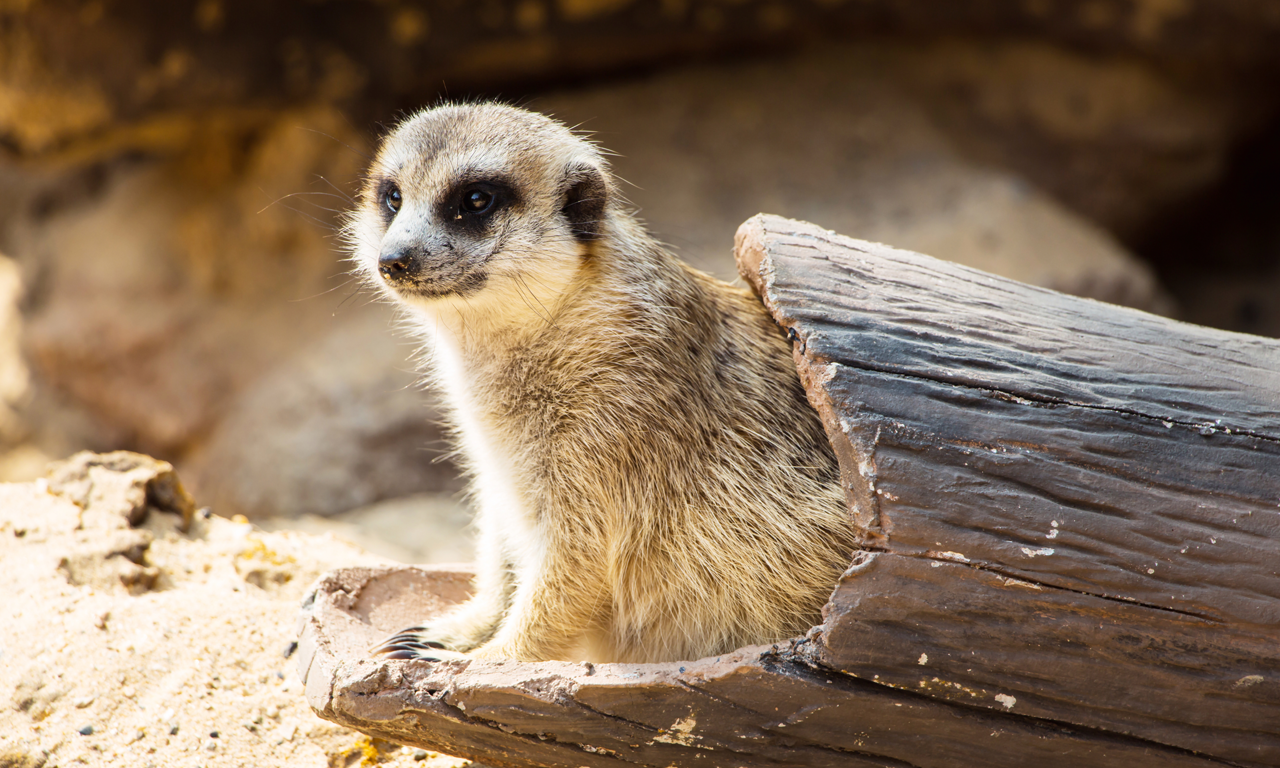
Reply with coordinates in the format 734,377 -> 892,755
384,185 -> 402,214
460,188 -> 494,215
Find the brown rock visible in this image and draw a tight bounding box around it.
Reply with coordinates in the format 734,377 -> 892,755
47,450 -> 195,530
182,307 -> 461,520
3,0 -> 1275,161
541,45 -> 1176,310
899,41 -> 1242,239
1,26 -> 1267,525
15,106 -> 369,456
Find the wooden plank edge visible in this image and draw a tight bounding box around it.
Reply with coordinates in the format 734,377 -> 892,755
734,214 -> 1280,440
813,551 -> 1279,766
300,566 -> 1250,768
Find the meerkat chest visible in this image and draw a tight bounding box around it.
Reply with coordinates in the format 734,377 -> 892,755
427,329 -> 548,546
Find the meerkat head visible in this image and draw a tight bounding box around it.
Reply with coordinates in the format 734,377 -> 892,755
348,103 -> 613,322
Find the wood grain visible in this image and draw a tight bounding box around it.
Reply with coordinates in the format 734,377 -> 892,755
818,553 -> 1280,765
736,214 -> 1280,764
300,566 -> 1234,767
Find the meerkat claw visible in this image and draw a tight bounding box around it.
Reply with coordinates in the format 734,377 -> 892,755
371,627 -> 457,660
380,648 -> 422,660
376,643 -> 469,662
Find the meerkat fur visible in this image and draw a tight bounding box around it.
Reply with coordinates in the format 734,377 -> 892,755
347,102 -> 857,664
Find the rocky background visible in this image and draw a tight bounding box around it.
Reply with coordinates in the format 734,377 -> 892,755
3,1 -> 1280,766
3,0 -> 1280,525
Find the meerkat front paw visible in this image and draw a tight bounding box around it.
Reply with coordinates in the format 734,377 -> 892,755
371,605 -> 502,660
371,625 -> 472,661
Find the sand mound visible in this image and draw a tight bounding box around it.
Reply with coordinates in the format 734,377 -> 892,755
0,452 -> 475,768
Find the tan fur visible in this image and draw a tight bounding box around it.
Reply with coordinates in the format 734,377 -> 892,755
347,103 -> 857,664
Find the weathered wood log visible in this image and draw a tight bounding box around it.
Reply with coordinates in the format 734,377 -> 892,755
734,214 -> 1280,766
299,566 -> 1240,768
298,214 -> 1280,767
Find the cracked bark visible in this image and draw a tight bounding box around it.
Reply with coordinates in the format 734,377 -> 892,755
738,214 -> 1280,766
301,566 -> 1235,768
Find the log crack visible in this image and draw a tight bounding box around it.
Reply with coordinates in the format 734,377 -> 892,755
878,548 -> 1219,621
804,352 -> 1280,446
788,651 -> 1250,767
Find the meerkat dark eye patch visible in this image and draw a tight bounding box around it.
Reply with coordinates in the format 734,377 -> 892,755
440,179 -> 514,234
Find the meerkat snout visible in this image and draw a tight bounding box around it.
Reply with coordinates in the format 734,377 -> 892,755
349,107 -> 614,318
350,102 -> 858,665
376,246 -> 421,283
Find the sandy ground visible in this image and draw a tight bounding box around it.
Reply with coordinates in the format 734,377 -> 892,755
0,470 -> 481,768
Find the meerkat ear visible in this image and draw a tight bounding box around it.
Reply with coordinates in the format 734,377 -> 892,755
561,163 -> 608,242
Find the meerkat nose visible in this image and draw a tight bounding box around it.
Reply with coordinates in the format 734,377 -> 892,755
378,248 -> 419,283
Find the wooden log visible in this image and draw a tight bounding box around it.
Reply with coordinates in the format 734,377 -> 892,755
299,214 -> 1280,767
735,214 -> 1280,766
299,566 -> 1234,767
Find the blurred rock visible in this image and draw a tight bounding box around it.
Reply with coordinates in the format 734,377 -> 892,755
3,0 -> 1276,163
12,105 -> 370,457
900,41 -> 1241,239
0,34 -> 1270,520
541,45 -> 1173,310
184,306 -> 461,520
257,492 -> 474,565
0,254 -> 26,446
4,99 -> 463,521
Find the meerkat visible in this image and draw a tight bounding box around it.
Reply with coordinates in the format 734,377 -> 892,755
348,102 -> 857,664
